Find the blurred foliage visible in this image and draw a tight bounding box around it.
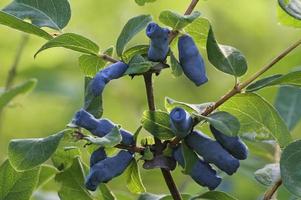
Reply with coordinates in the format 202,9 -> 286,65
0,0 -> 301,199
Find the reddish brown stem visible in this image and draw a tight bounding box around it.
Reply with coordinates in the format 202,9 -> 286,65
263,179 -> 282,200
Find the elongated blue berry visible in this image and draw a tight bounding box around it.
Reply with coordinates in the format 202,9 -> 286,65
185,131 -> 239,175
89,61 -> 128,96
210,125 -> 248,160
146,22 -> 170,62
72,109 -> 135,145
90,147 -> 107,167
173,145 -> 221,190
170,107 -> 193,138
85,150 -> 134,191
178,34 -> 208,86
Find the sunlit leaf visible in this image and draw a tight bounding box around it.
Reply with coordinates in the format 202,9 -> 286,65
116,15 -> 152,56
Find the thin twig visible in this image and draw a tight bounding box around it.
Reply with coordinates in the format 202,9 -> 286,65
143,73 -> 183,200
5,34 -> 30,90
263,179 -> 282,200
0,34 -> 29,129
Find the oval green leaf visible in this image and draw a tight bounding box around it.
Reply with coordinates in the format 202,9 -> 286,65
141,110 -> 175,140
165,97 -> 211,114
55,158 -> 94,200
159,10 -> 201,30
275,86 -> 301,130
246,69 -> 301,92
3,0 -> 71,30
280,140 -> 301,197
185,17 -> 210,49
207,27 -> 248,77
220,93 -> 292,148
278,0 -> 301,20
125,159 -> 146,194
196,111 -> 240,137
169,50 -> 183,77
254,163 -> 280,186
8,130 -> 69,171
35,33 -> 100,57
116,14 -> 152,56
0,160 -> 40,200
0,79 -> 37,111
0,11 -> 52,40
83,126 -> 122,147
122,44 -> 149,63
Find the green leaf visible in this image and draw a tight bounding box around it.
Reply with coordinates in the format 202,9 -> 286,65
125,159 -> 146,194
254,163 -> 280,186
159,10 -> 201,30
206,27 -> 248,77
141,146 -> 154,161
277,3 -> 301,28
35,33 -> 100,57
83,126 -> 122,147
125,55 -> 154,75
78,55 -> 106,77
0,11 -> 52,40
99,183 -> 117,200
36,164 -> 58,188
246,74 -> 283,92
79,47 -> 114,77
141,110 -> 175,140
0,160 -> 40,200
84,76 -> 103,118
246,70 -> 301,92
169,51 -> 183,77
165,97 -> 211,114
135,0 -> 157,6
0,79 -> 37,111
116,15 -> 152,56
3,0 -> 71,30
278,0 -> 301,20
181,142 -> 198,174
275,86 -> 301,130
220,93 -> 292,148
185,17 -> 210,49
8,129 -> 69,171
51,133 -> 81,171
55,158 -> 94,200
122,44 -> 149,63
192,191 -> 238,200
195,111 -> 240,137
280,139 -> 301,197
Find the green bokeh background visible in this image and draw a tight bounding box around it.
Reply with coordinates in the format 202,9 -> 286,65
0,0 -> 301,199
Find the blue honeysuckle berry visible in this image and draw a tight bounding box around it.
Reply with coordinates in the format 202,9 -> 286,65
178,34 -> 208,86
72,108 -> 99,130
90,147 -> 107,167
146,22 -> 170,62
210,125 -> 248,160
169,107 -> 193,138
173,145 -> 221,190
185,131 -> 240,175
89,61 -> 129,96
72,109 -> 135,145
85,150 -> 134,191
